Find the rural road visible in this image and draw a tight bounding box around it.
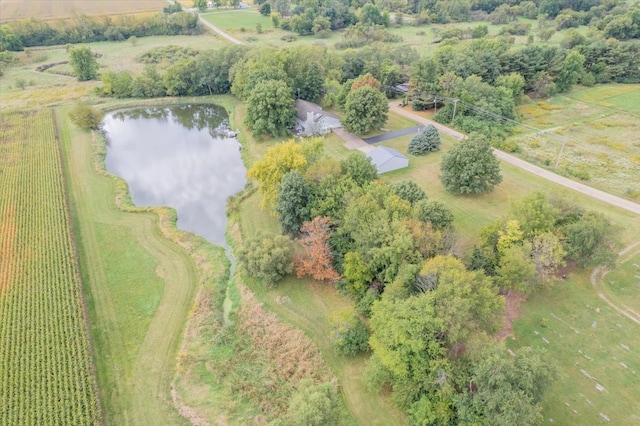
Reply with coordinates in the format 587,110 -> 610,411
389,102 -> 640,215
197,14 -> 245,45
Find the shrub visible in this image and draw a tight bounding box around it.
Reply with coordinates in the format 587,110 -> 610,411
329,309 -> 370,356
407,124 -> 441,155
69,104 -> 103,130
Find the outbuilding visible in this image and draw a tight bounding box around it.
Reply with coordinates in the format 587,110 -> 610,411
366,146 -> 409,174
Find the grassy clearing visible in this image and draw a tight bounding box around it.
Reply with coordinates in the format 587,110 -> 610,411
510,85 -> 640,200
0,0 -> 167,22
0,109 -> 99,425
510,270 -> 640,425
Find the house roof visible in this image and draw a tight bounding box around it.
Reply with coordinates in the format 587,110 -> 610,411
294,99 -> 339,121
366,146 -> 408,169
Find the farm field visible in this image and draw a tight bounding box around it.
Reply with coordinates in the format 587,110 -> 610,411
0,0 -> 167,22
511,84 -> 640,201
0,109 -> 99,424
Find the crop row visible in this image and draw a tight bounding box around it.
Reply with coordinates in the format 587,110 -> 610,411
0,110 -> 99,425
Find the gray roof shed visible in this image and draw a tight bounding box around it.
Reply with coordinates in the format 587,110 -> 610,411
366,146 -> 409,174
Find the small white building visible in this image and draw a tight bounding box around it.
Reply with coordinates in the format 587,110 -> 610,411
366,146 -> 409,174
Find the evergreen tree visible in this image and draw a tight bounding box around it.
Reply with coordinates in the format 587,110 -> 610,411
408,125 -> 442,155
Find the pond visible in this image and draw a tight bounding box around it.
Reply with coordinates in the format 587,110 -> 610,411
102,104 -> 246,247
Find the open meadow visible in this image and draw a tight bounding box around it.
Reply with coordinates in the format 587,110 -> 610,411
511,85 -> 640,200
0,0 -> 167,22
0,109 -> 99,424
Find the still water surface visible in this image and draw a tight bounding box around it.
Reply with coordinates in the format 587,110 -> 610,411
103,104 -> 246,247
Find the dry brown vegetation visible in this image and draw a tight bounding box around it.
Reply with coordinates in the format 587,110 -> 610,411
0,0 -> 167,22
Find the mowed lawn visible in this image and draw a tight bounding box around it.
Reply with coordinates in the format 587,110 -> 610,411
510,271 -> 640,425
0,0 -> 167,22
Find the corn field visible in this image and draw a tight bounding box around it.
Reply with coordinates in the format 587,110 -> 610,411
0,109 -> 99,425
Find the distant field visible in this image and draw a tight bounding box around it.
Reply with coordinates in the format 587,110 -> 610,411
0,0 -> 167,22
512,84 -> 640,201
0,109 -> 99,424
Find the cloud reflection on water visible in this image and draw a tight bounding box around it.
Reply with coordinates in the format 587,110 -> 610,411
103,105 -> 247,247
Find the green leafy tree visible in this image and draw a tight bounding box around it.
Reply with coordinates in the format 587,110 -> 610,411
340,152 -> 378,186
247,140 -> 307,209
238,232 -> 294,286
531,232 -> 566,283
413,199 -> 454,231
329,308 -> 370,356
419,255 -> 504,344
244,79 -> 296,137
343,251 -> 374,298
456,346 -> 557,426
390,180 -> 427,205
286,379 -> 339,426
68,46 -> 98,81
440,133 -> 502,195
508,191 -> 559,239
408,125 -> 442,155
259,2 -> 271,15
68,104 -> 103,130
496,245 -> 537,293
555,50 -> 585,93
343,86 -> 389,134
369,294 -> 446,382
564,211 -> 619,267
275,171 -> 312,237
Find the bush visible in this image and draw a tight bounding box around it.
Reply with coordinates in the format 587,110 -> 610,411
329,309 -> 370,356
238,232 -> 294,286
286,379 -> 339,426
69,104 -> 103,130
407,124 -> 441,155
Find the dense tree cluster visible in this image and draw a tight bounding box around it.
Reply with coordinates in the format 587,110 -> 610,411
470,191 -> 620,292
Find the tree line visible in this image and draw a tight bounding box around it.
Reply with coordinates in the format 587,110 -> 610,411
0,11 -> 200,51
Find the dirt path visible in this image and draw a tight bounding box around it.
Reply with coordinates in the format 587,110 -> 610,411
59,111 -> 197,425
590,241 -> 640,326
389,102 -> 640,215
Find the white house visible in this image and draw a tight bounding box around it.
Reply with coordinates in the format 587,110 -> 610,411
366,146 -> 409,174
294,99 -> 341,136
